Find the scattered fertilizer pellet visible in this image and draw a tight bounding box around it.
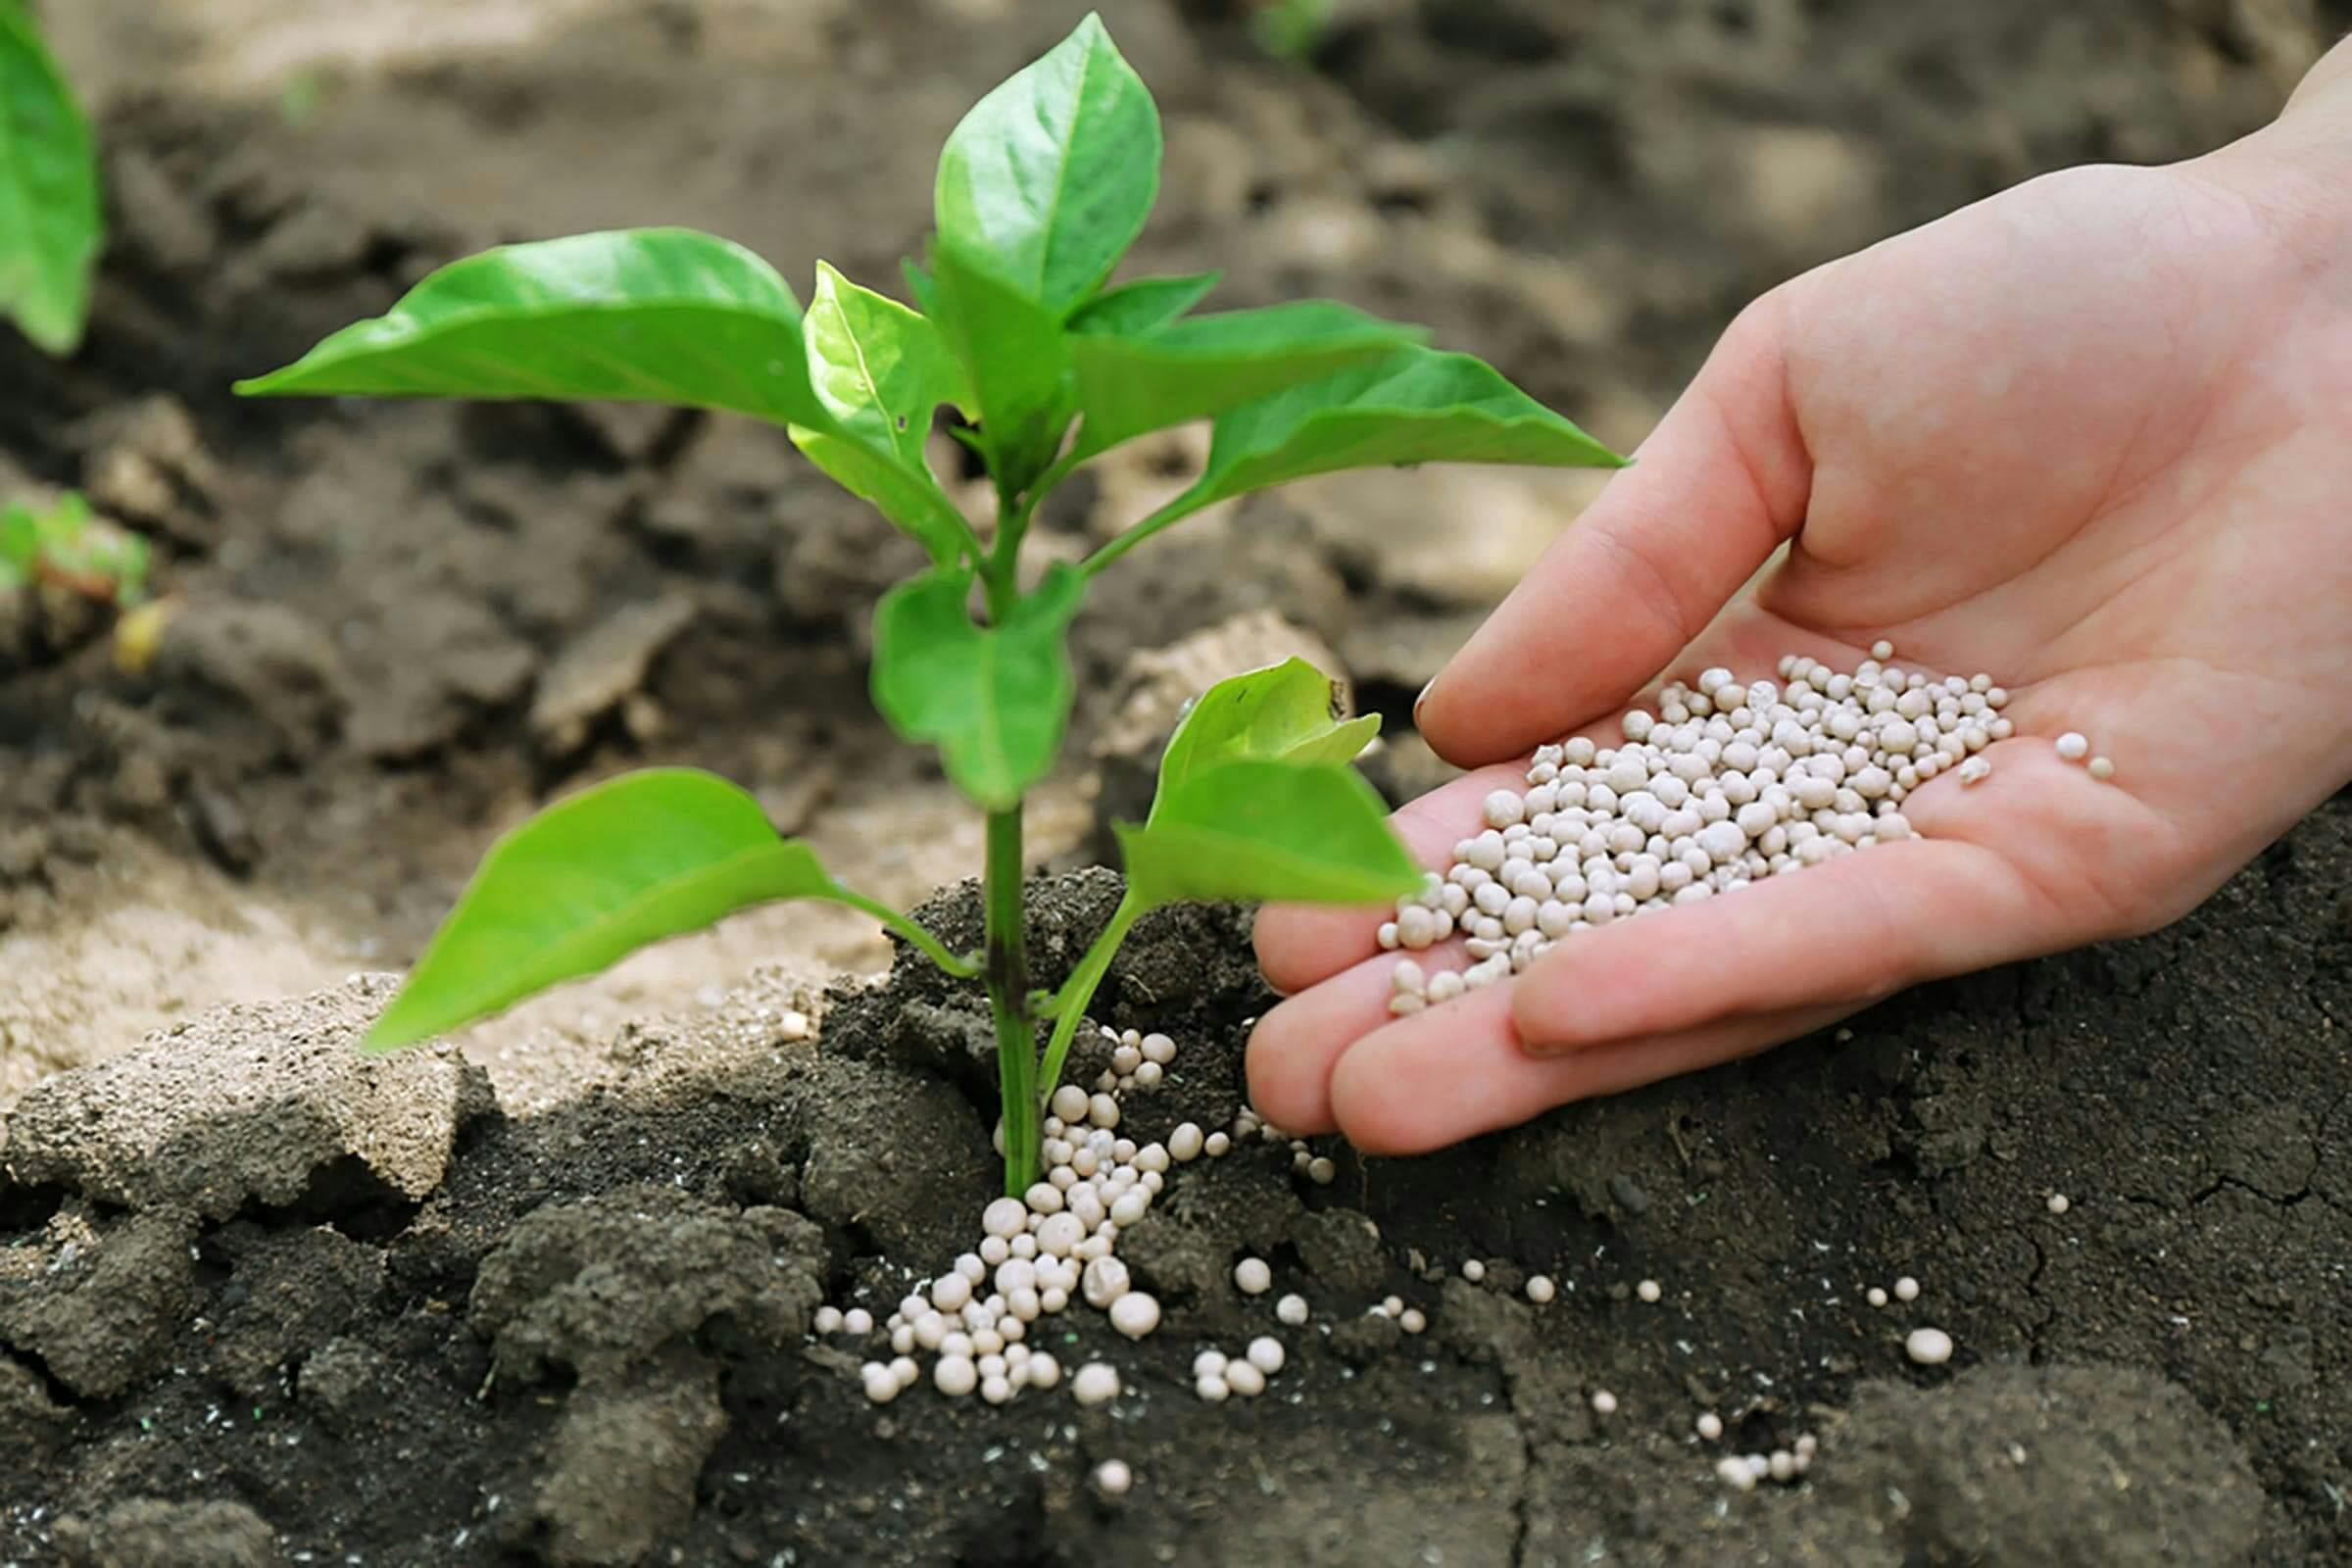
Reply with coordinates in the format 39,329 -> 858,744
1870,639 -> 1894,661
1306,1155 -> 1337,1185
1195,1372 -> 1231,1402
1385,643 -> 2043,1007
1905,1327 -> 1954,1366
2055,732 -> 2089,761
1461,1259 -> 1487,1283
1768,1449 -> 1795,1483
1094,1459 -> 1133,1496
1526,1275 -> 1557,1304
1695,1412 -> 1723,1441
2087,756 -> 2115,781
842,1307 -> 873,1337
1108,1292 -> 1161,1340
815,1306 -> 844,1335
1224,1358 -> 1267,1397
1866,1287 -> 1888,1309
1637,1279 -> 1661,1303
861,1362 -> 900,1403
1275,1294 -> 1310,1326
1205,1131 -> 1232,1157
1399,1308 -> 1427,1335
1248,1337 -> 1287,1375
1591,1390 -> 1617,1415
1893,1276 -> 1920,1303
2047,1193 -> 2071,1215
1071,1362 -> 1121,1406
935,1356 -> 978,1396
1234,1257 -> 1273,1296
1715,1456 -> 1757,1493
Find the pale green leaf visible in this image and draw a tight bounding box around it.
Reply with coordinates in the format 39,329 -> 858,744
1152,657 -> 1381,821
805,260 -> 969,464
1119,760 -> 1420,907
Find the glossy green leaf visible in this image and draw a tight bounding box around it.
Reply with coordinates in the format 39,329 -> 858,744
1097,345 -> 1628,569
1119,760 -> 1420,907
1067,301 -> 1425,461
1152,658 -> 1380,821
0,3 -> 101,355
364,768 -> 848,1051
805,261 -> 969,465
926,239 -> 1073,494
934,12 -> 1161,313
787,424 -> 975,566
235,228 -> 830,428
1067,271 -> 1220,336
870,564 -> 1086,810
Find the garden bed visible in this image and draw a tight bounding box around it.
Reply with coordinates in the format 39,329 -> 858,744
3,0 -> 2346,1563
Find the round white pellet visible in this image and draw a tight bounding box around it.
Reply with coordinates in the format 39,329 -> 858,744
1893,1275 -> 1920,1302
1957,756 -> 1991,786
860,1362 -> 900,1403
1234,1256 -> 1273,1295
1050,1084 -> 1091,1123
1195,1373 -> 1231,1402
1109,1190 -> 1151,1227
814,1305 -> 843,1335
1071,1361 -> 1120,1406
1205,1132 -> 1231,1157
1109,1292 -> 1161,1340
1696,1412 -> 1723,1441
1094,1458 -> 1132,1494
842,1307 -> 873,1337
1224,1358 -> 1266,1396
1526,1275 -> 1557,1304
1462,1259 -> 1487,1283
931,1273 -> 972,1312
1905,1327 -> 1954,1365
2087,756 -> 2115,781
1717,1456 -> 1757,1492
1637,1279 -> 1661,1303
2055,732 -> 2089,760
1769,1449 -> 1795,1483
1142,1031 -> 1176,1063
2047,1193 -> 2071,1215
1275,1294 -> 1309,1326
934,1355 -> 978,1396
1169,1122 -> 1204,1162
1027,1351 -> 1061,1390
1399,1308 -> 1427,1334
1484,790 -> 1526,829
1866,1287 -> 1887,1309
1089,1094 -> 1121,1130
892,1355 -> 919,1390
1082,1254 -> 1130,1309
1591,1390 -> 1617,1415
1247,1336 -> 1286,1374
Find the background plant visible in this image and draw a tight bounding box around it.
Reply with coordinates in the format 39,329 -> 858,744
0,491 -> 148,606
0,0 -> 102,355
234,13 -> 1624,1194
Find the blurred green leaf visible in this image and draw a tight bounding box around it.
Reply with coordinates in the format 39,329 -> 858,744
0,1 -> 101,356
870,564 -> 1086,810
934,12 -> 1161,313
1067,301 -> 1423,461
1066,271 -> 1220,336
365,768 -> 853,1051
1119,760 -> 1420,907
235,228 -> 829,428
1152,658 -> 1380,821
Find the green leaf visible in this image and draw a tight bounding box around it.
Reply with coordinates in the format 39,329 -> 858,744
0,2 -> 101,356
1066,301 -> 1425,461
1067,271 -> 1220,336
805,260 -> 969,465
787,424 -> 975,566
235,228 -> 830,429
1119,760 -> 1420,907
1096,345 -> 1628,569
1152,657 -> 1381,820
870,563 -> 1085,810
0,502 -> 35,583
926,239 -> 1073,494
364,768 -> 850,1051
934,12 -> 1161,313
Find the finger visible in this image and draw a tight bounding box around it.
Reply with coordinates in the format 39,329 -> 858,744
1416,291 -> 1814,767
1247,946 -> 1467,1135
1329,992 -> 1852,1155
1510,835 -> 2053,1054
1252,762 -> 1524,996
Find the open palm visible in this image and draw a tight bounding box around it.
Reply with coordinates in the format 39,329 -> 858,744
1247,143 -> 2352,1153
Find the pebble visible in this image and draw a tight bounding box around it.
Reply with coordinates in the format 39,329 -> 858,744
1387,643 -> 2041,1007
1906,1327 -> 1955,1366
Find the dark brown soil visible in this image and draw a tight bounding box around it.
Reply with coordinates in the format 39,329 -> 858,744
4,0 -> 2348,1563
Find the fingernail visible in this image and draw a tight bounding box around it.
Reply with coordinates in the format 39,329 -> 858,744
1412,676 -> 1437,726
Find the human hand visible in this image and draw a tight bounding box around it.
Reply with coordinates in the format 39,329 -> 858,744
1247,55 -> 2352,1154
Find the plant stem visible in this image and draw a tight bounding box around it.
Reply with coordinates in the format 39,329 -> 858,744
1035,890 -> 1144,1110
983,804 -> 1041,1196
828,887 -> 981,980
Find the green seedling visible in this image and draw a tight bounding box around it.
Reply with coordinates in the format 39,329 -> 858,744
1252,0 -> 1338,62
0,0 -> 102,355
0,491 -> 150,606
233,14 -> 1625,1194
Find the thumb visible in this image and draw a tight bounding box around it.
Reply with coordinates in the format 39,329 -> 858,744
1416,288 -> 1813,765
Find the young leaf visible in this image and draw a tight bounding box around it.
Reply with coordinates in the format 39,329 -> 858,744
787,425 -> 976,566
1094,345 -> 1629,570
1067,271 -> 1220,336
1118,760 -> 1420,907
0,1 -> 101,356
926,239 -> 1073,494
805,261 -> 969,466
870,564 -> 1086,810
1066,301 -> 1425,461
1152,657 -> 1381,819
364,768 -> 850,1051
934,12 -> 1161,313
235,228 -> 831,429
